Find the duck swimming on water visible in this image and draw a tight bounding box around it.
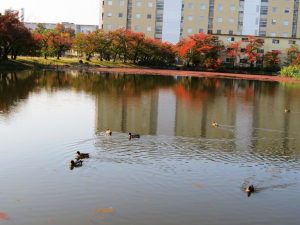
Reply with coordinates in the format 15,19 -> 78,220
246,185 -> 255,192
212,122 -> 218,127
128,132 -> 140,139
76,151 -> 89,158
70,160 -> 83,167
106,128 -> 112,136
285,109 -> 290,113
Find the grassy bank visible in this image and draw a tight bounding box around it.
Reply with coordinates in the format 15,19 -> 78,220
0,56 -> 145,71
279,66 -> 300,80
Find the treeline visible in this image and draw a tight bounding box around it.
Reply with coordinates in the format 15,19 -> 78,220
1,12 -> 300,71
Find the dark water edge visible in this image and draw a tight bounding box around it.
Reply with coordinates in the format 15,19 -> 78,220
0,70 -> 300,224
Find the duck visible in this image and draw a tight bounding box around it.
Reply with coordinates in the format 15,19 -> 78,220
76,151 -> 89,158
128,132 -> 140,139
212,122 -> 218,127
70,159 -> 83,167
246,185 -> 255,192
106,128 -> 112,136
285,109 -> 290,113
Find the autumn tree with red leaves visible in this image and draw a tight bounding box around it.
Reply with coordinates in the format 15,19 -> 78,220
176,33 -> 224,70
241,35 -> 264,67
226,41 -> 241,67
264,50 -> 281,67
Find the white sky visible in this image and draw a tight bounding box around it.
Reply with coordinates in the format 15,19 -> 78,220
0,0 -> 101,25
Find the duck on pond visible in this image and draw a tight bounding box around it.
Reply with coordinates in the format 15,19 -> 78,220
76,151 -> 89,158
212,122 -> 218,127
128,132 -> 140,139
70,160 -> 83,167
246,185 -> 255,192
285,109 -> 290,113
106,128 -> 112,136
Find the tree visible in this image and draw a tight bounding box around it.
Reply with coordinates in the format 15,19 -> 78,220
226,41 -> 241,67
0,12 -> 32,60
241,35 -> 264,67
48,32 -> 72,59
264,50 -> 281,67
286,44 -> 300,65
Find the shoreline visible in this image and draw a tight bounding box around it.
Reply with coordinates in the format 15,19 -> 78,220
65,67 -> 300,84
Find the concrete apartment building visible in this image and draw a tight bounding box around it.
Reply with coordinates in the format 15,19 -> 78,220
100,0 -> 300,65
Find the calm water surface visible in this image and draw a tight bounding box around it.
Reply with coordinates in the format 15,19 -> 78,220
0,70 -> 300,224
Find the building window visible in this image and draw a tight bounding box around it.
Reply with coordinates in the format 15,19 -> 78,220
119,13 -> 123,18
187,28 -> 192,33
217,17 -> 222,22
189,3 -> 193,9
229,30 -> 233,35
228,37 -> 235,41
257,49 -> 264,54
108,0 -> 112,5
119,1 -> 124,6
229,18 -> 234,23
135,25 -> 140,30
283,33 -> 288,37
284,20 -> 289,26
106,24 -> 111,29
200,16 -> 205,22
242,37 -> 249,41
289,40 -> 296,44
272,39 -> 280,44
107,12 -> 112,17
148,2 -> 153,7
199,29 -> 204,33
136,14 -> 140,19
218,5 -> 223,10
136,1 -> 141,6
272,20 -> 276,25
118,24 -> 123,29
188,16 -> 193,21
230,5 -> 235,10
146,26 -> 151,31
147,14 -> 152,19
256,5 -> 260,13
217,30 -> 221,34
200,4 -> 205,9
285,8 -> 290,13
271,32 -> 276,37
272,7 -> 277,13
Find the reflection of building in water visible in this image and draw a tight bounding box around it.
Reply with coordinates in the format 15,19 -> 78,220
95,74 -> 159,135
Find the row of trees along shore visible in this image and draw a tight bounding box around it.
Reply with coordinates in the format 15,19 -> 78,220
1,12 -> 300,72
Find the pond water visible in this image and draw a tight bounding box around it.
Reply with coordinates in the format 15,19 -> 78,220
0,70 -> 300,224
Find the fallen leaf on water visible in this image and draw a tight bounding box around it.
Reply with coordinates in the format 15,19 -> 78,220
92,210 -> 96,213
50,219 -> 54,222
152,175 -> 155,177
113,193 -> 116,195
87,182 -> 90,184
99,217 -> 104,219
188,183 -> 194,186
143,192 -> 147,194
97,207 -> 114,213
89,218 -> 92,222
225,195 -> 229,197
5,218 -> 9,220
16,199 -> 20,202
28,208 -> 31,210
136,191 -> 140,193
53,169 -> 57,171
195,184 -> 204,188
268,170 -> 279,173
0,192 -> 2,194
0,213 -> 7,219
143,200 -> 147,203
57,192 -> 61,194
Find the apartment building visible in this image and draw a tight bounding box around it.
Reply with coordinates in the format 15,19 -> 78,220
101,0 -> 300,43
25,22 -> 99,34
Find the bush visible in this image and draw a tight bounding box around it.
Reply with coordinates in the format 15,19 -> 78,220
279,66 -> 300,80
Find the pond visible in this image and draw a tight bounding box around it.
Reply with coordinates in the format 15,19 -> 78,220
0,70 -> 300,224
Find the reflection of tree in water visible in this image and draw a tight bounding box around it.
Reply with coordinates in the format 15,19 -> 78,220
0,72 -> 38,115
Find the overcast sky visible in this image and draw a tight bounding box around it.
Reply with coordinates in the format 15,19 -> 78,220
0,0 -> 101,25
